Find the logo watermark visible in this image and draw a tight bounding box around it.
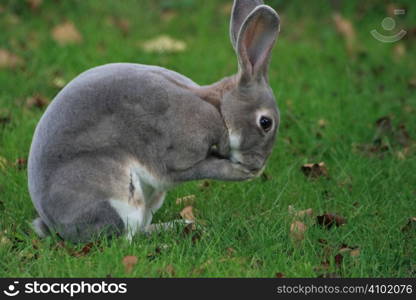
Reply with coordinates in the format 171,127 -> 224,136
371,9 -> 406,43
3,281 -> 20,297
3,281 -> 127,297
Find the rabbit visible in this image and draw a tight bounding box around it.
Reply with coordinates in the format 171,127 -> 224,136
28,0 -> 281,243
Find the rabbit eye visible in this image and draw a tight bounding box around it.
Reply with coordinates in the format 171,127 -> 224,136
259,116 -> 272,132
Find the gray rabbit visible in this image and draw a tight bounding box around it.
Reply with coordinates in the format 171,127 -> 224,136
28,0 -> 281,242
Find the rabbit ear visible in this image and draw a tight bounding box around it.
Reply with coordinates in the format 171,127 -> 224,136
236,5 -> 280,84
230,0 -> 264,49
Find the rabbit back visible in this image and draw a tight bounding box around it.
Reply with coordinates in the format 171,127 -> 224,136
28,63 -> 228,241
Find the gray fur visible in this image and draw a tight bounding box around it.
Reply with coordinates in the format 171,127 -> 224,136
28,0 -> 281,243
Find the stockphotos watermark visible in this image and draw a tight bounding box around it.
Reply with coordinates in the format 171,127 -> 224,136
3,280 -> 127,297
371,9 -> 407,43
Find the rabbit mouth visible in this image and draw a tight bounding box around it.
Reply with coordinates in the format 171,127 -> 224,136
230,151 -> 265,174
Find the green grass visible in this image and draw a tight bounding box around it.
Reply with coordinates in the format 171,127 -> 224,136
0,0 -> 415,277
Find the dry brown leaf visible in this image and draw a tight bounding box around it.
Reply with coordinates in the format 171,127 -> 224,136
0,156 -> 8,171
220,3 -> 233,15
141,35 -> 186,53
107,17 -> 131,35
14,158 -> 27,170
0,49 -> 24,69
290,221 -> 307,242
288,205 -> 314,218
27,0 -> 43,10
226,247 -> 236,256
122,255 -> 138,274
25,95 -> 49,109
0,230 -> 12,247
72,242 -> 94,257
175,194 -> 196,205
159,264 -> 176,277
0,115 -> 12,125
52,77 -> 66,88
316,213 -> 346,229
26,95 -> 49,108
301,162 -> 328,178
275,272 -> 285,278
180,205 -> 195,222
393,43 -> 406,60
260,171 -> 272,181
408,78 -> 416,89
198,180 -> 211,190
161,10 -> 178,22
402,217 -> 416,233
334,253 -> 343,267
332,13 -> 356,55
318,119 -> 328,128
52,22 -> 83,46
350,248 -> 360,257
298,208 -> 313,218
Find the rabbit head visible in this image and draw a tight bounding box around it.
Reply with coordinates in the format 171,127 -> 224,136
220,0 -> 280,174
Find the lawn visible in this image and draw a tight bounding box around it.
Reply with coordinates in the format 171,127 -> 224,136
0,0 -> 415,277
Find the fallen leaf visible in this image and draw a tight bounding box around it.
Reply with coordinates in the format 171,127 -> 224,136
180,206 -> 195,222
0,231 -> 12,247
122,255 -> 138,274
332,13 -> 356,55
250,258 -> 263,269
25,95 -> 49,109
27,0 -> 43,10
393,43 -> 406,60
182,223 -> 202,243
141,35 -> 186,53
72,242 -> 94,257
0,49 -> 24,69
288,205 -> 314,218
192,259 -> 213,275
107,17 -> 131,35
147,244 -> 168,261
161,10 -> 177,22
350,248 -> 360,257
159,264 -> 176,277
408,78 -> 416,89
316,213 -> 346,229
52,77 -> 66,88
375,116 -> 392,135
301,162 -> 328,178
260,171 -> 272,181
334,253 -> 343,267
14,158 -> 27,170
0,115 -> 11,126
275,272 -> 285,278
297,208 -> 313,218
198,180 -> 211,190
395,124 -> 411,147
318,238 -> 328,245
318,119 -> 328,128
31,239 -> 41,250
290,221 -> 307,242
226,247 -> 236,256
402,217 -> 416,233
176,194 -> 196,205
52,22 -> 83,46
219,3 -> 233,15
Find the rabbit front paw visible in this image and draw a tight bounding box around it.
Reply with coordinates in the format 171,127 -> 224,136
225,161 -> 256,181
